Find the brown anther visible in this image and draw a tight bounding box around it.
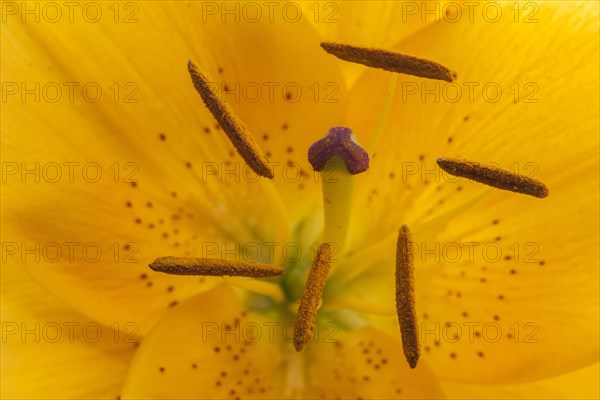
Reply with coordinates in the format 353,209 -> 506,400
149,256 -> 284,278
395,225 -> 420,369
321,42 -> 457,82
437,158 -> 548,198
294,243 -> 333,352
187,60 -> 273,178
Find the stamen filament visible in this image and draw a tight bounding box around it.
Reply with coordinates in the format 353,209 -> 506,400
437,158 -> 549,198
327,296 -> 396,316
149,256 -> 284,278
187,60 -> 273,179
284,351 -> 305,398
414,189 -> 492,230
367,73 -> 398,152
258,179 -> 292,262
396,225 -> 420,369
330,191 -> 490,289
224,277 -> 285,301
294,243 -> 333,352
321,42 -> 457,82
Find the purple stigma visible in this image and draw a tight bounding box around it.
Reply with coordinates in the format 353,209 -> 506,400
308,127 -> 370,175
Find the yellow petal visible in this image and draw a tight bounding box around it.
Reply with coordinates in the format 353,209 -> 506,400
300,1 -> 453,85
2,187 -> 223,336
301,326 -> 444,399
121,284 -> 444,399
336,2 -> 599,383
439,363 -> 600,399
120,284 -> 288,399
1,265 -> 135,399
413,162 -> 598,383
170,1 -> 350,222
347,147 -> 599,384
345,1 -> 599,243
2,1 -> 348,333
338,157 -> 599,383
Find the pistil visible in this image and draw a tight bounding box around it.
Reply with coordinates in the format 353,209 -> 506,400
308,127 -> 369,254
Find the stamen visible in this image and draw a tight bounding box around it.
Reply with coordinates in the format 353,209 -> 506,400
320,42 -> 457,82
187,60 -> 273,179
294,243 -> 333,352
437,158 -> 549,198
395,225 -> 420,369
149,256 -> 284,278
